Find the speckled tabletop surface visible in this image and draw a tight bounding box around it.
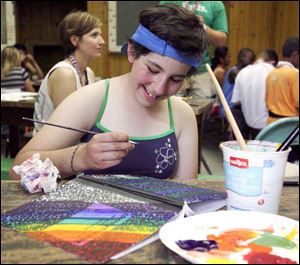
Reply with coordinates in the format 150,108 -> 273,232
1,179 -> 298,264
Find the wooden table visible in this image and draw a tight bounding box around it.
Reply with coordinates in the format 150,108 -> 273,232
1,179 -> 298,264
1,99 -> 35,157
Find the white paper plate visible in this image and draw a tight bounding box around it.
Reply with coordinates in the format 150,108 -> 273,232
159,211 -> 299,264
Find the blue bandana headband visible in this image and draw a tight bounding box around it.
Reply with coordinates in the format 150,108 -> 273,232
123,24 -> 201,67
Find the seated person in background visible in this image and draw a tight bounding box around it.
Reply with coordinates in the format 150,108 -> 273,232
220,48 -> 255,139
266,37 -> 299,124
220,48 -> 255,117
231,49 -> 278,139
211,46 -> 230,87
10,4 -> 207,181
210,46 -> 230,115
266,38 -> 299,164
14,43 -> 44,80
34,11 -> 105,131
1,46 -> 35,93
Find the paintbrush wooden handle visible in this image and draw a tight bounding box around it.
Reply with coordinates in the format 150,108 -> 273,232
206,64 -> 248,151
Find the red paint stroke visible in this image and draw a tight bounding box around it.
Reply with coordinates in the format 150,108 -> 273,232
244,252 -> 297,264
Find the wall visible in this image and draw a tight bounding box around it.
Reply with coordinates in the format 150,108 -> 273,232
88,1 -> 131,79
88,1 -> 299,78
15,1 -> 87,73
16,1 -> 87,45
1,1 -> 16,50
273,1 -> 299,57
225,1 -> 299,66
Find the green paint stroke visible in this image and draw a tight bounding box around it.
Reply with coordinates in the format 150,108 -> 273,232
253,232 -> 297,249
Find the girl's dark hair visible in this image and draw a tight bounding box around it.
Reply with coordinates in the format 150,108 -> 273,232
228,48 -> 255,84
14,43 -> 28,53
211,46 -> 228,70
130,4 -> 207,76
265,49 -> 278,66
282,37 -> 299,58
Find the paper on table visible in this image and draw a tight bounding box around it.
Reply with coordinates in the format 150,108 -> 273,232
111,200 -> 226,260
284,162 -> 299,183
1,175 -> 226,263
1,178 -> 178,264
285,162 -> 299,177
1,91 -> 37,101
86,174 -> 227,261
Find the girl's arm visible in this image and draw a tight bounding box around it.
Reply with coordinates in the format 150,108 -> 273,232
24,77 -> 35,92
24,54 -> 44,80
9,82 -> 134,179
170,98 -> 198,180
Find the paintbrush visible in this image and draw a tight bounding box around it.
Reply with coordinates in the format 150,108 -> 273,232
276,125 -> 299,152
22,117 -> 139,145
206,64 -> 248,151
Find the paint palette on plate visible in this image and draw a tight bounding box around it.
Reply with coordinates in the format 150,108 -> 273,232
159,210 -> 299,264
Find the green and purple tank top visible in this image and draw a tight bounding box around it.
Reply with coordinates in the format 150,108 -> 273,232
82,79 -> 177,179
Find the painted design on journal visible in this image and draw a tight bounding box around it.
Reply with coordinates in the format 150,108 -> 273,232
1,179 -> 177,263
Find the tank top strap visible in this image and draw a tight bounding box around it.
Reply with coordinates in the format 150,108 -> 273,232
95,79 -> 110,123
167,97 -> 175,130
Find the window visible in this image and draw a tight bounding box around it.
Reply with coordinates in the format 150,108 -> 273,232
1,1 -> 16,50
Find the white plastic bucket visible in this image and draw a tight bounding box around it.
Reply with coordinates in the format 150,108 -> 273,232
220,140 -> 291,214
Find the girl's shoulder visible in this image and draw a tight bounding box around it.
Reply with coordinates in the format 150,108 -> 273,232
60,79 -> 108,128
170,96 -> 196,122
47,62 -> 76,81
77,79 -> 108,103
214,66 -> 225,74
170,96 -> 197,138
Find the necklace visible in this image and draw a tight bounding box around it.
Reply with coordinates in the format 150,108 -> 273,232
68,54 -> 87,86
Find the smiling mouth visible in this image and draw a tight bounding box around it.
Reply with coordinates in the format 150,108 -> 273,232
144,86 -> 157,100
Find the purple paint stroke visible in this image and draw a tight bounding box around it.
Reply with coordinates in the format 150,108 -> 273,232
176,239 -> 219,252
1,201 -> 90,229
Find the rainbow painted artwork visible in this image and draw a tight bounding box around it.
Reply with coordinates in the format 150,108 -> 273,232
160,210 -> 299,264
1,178 -> 177,263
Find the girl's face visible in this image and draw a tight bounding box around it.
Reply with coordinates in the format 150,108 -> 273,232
18,50 -> 26,62
129,51 -> 191,107
75,27 -> 105,58
223,53 -> 231,67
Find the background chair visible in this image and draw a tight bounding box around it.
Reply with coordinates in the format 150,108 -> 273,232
1,157 -> 13,180
255,117 -> 299,145
255,117 -> 299,164
1,125 -> 10,157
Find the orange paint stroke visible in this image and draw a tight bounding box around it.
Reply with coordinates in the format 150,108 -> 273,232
248,242 -> 272,253
208,229 -> 259,252
27,230 -> 148,244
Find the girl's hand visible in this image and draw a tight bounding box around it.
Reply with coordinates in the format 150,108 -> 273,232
76,132 -> 135,171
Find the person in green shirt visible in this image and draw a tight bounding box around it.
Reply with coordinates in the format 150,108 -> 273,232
160,1 -> 228,98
